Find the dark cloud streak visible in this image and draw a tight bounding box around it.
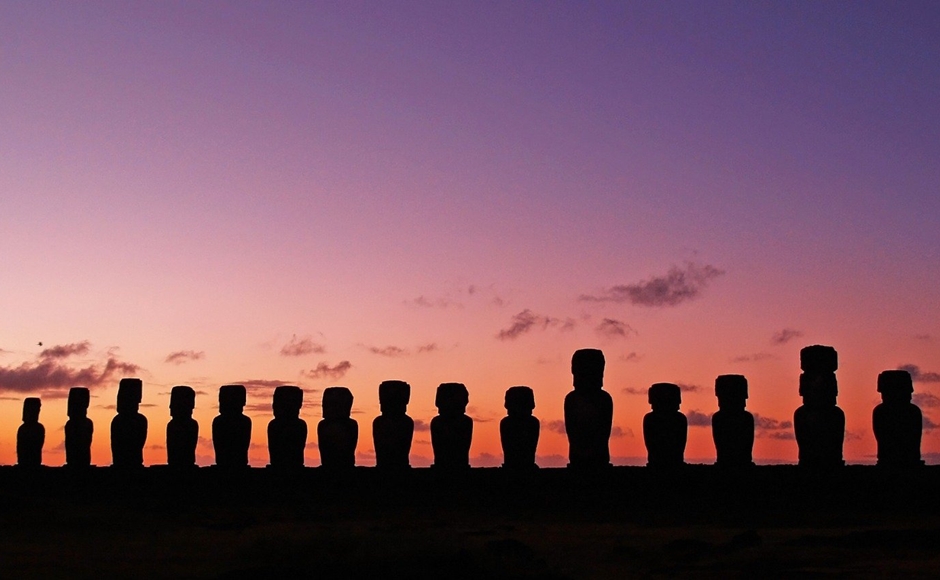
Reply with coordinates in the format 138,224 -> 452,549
579,262 -> 724,307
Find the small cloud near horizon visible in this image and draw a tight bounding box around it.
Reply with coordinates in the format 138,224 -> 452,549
578,262 -> 724,307
898,364 -> 940,383
366,345 -> 409,357
595,318 -> 636,339
771,328 -> 803,345
686,410 -> 711,427
496,309 -> 576,341
913,392 -> 940,408
164,350 -> 205,365
280,335 -> 326,357
620,352 -> 642,363
731,352 -> 775,363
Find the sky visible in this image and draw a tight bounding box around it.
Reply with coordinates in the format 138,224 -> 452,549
2,1 -> 939,467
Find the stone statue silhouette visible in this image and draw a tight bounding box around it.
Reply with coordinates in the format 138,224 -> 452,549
17,397 -> 45,467
318,387 -> 358,468
268,385 -> 307,468
873,370 -> 924,467
431,382 -> 473,469
166,386 -> 198,467
711,374 -> 754,467
500,386 -> 540,469
643,383 -> 688,467
111,378 -> 148,468
65,387 -> 93,467
794,345 -> 845,467
372,380 -> 414,469
564,349 -> 613,468
212,385 -> 251,468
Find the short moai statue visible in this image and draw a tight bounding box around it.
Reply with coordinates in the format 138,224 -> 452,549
794,345 -> 845,468
111,378 -> 148,467
564,349 -> 613,468
711,374 -> 755,467
500,386 -> 540,469
873,370 -> 924,467
17,398 -> 45,467
643,383 -> 688,467
372,380 -> 414,469
431,382 -> 473,469
65,387 -> 93,467
212,385 -> 251,468
318,387 -> 358,468
166,386 -> 198,467
268,385 -> 307,468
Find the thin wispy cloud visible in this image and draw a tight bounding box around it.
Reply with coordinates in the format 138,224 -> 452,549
771,328 -> 804,345
731,352 -> 774,363
754,414 -> 794,439
611,425 -> 633,438
367,345 -> 408,357
923,415 -> 939,432
898,364 -> 940,383
579,262 -> 724,307
496,309 -> 576,341
595,318 -> 636,339
686,410 -> 711,427
620,352 -> 642,363
304,361 -> 352,381
280,335 -> 325,357
414,419 -> 430,432
913,334 -> 933,342
164,350 -> 205,365
622,384 -> 700,395
913,392 -> 940,408
546,420 -> 566,435
0,342 -> 139,394
416,343 -> 439,354
40,341 -> 91,360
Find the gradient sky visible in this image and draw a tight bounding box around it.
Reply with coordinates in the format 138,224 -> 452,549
2,1 -> 939,467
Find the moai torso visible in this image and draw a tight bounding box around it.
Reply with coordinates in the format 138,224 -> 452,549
17,398 -> 45,467
213,385 -> 252,467
111,378 -> 148,467
565,349 -> 613,468
873,370 -> 924,467
431,382 -> 473,469
500,386 -> 540,469
65,387 -> 93,467
167,386 -> 198,467
268,385 -> 307,468
711,375 -> 754,467
318,387 -> 358,468
643,383 -> 687,467
373,380 -> 414,469
794,346 -> 844,468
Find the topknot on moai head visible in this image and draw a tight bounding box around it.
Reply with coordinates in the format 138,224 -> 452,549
798,372 -> 838,400
504,386 -> 535,415
273,385 -> 304,418
22,397 -> 41,422
322,386 -> 354,420
878,370 -> 914,401
435,382 -> 469,415
117,378 -> 143,413
649,383 -> 681,411
67,387 -> 90,417
715,375 -> 748,402
571,349 -> 605,390
379,380 -> 411,412
800,345 -> 838,373
170,386 -> 196,413
219,384 -> 247,414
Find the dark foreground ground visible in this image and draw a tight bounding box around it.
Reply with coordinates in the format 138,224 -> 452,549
1,465 -> 939,579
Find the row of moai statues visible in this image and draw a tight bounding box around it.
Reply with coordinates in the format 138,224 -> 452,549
13,346 -> 927,468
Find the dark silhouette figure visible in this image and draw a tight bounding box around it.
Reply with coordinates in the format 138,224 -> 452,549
372,380 -> 414,469
268,385 -> 307,468
318,387 -> 358,468
212,385 -> 251,468
65,387 -> 93,467
794,345 -> 845,468
643,383 -> 688,467
166,386 -> 198,467
500,386 -> 540,469
873,370 -> 924,467
711,374 -> 754,467
564,349 -> 613,468
431,382 -> 473,469
111,378 -> 148,468
17,397 -> 45,467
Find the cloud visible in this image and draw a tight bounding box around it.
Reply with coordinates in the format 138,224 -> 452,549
898,364 -> 940,383
414,419 -> 430,432
595,318 -> 636,339
408,295 -> 461,309
766,431 -> 795,440
164,350 -> 205,365
686,410 -> 711,427
754,414 -> 793,432
771,328 -> 804,345
239,379 -> 292,392
303,361 -> 352,381
280,335 -> 325,357
496,309 -> 575,341
416,343 -> 438,354
676,383 -> 702,393
39,341 -> 91,360
471,452 -> 502,467
0,344 -> 139,394
620,352 -> 642,363
535,454 -> 568,468
914,334 -> 933,341
546,420 -> 566,435
611,426 -> 633,438
913,392 -> 940,408
367,345 -> 409,357
923,415 -> 939,432
622,384 -> 700,396
579,262 -> 724,307
731,352 -> 774,363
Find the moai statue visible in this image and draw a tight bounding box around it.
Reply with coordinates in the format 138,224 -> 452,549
65,387 -> 93,467
793,345 -> 845,468
431,382 -> 473,469
268,385 -> 307,468
711,374 -> 754,467
564,349 -> 613,468
17,398 -> 45,467
372,380 -> 414,469
166,386 -> 198,467
111,377 -> 148,467
873,370 -> 924,467
643,383 -> 688,467
500,386 -> 540,469
212,384 -> 251,468
318,387 -> 358,468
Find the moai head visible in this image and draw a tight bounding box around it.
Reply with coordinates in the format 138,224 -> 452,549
800,345 -> 838,373
273,385 -> 304,419
649,383 -> 681,412
67,387 -> 90,419
798,373 -> 838,406
878,370 -> 914,404
378,380 -> 410,415
435,382 -> 469,416
322,387 -> 353,420
715,375 -> 748,411
571,349 -> 605,391
22,397 -> 41,423
219,384 -> 247,415
504,386 -> 535,417
117,378 -> 143,414
169,386 -> 196,419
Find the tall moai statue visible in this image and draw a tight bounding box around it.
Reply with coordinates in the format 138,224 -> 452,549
711,374 -> 755,467
873,370 -> 924,467
643,383 -> 688,467
318,387 -> 358,468
794,345 -> 845,467
65,387 -> 93,467
212,384 -> 251,468
111,377 -> 148,467
17,397 -> 45,467
372,380 -> 414,469
564,349 -> 613,468
268,385 -> 307,468
431,382 -> 473,469
166,386 -> 198,467
500,386 -> 540,469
